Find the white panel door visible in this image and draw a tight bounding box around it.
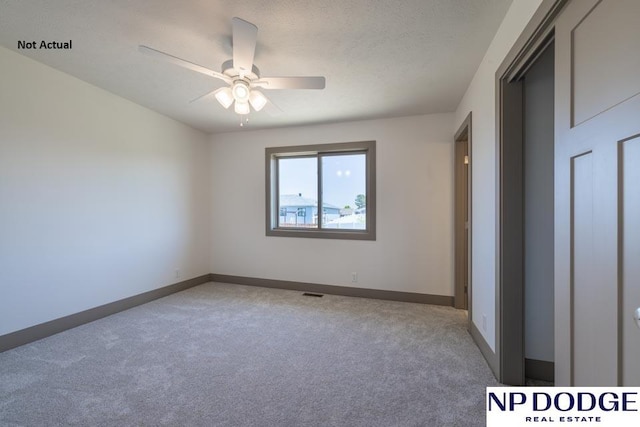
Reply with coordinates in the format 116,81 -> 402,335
555,0 -> 640,386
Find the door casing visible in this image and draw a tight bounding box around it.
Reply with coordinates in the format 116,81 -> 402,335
494,0 -> 568,385
454,113 -> 472,313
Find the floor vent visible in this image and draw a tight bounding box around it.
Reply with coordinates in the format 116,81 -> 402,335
302,292 -> 324,298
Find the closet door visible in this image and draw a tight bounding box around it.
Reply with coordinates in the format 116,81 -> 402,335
554,0 -> 640,385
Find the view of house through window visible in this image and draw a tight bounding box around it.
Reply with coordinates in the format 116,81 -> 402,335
266,141 -> 375,240
277,157 -> 318,228
278,154 -> 366,230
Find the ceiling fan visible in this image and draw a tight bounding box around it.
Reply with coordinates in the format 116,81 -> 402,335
139,17 -> 326,119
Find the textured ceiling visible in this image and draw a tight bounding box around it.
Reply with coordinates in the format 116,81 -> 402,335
0,0 -> 513,134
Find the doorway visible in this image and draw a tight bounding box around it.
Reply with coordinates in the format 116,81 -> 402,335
522,42 -> 555,383
454,113 -> 472,313
498,35 -> 556,385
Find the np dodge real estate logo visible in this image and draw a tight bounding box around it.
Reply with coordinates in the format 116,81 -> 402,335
486,387 -> 640,426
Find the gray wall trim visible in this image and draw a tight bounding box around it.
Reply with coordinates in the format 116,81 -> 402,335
496,0 -> 568,81
454,113 -> 472,318
470,320 -> 499,379
454,112 -> 472,142
211,273 -> 454,306
525,358 -> 555,383
0,274 -> 211,353
499,76 -> 525,386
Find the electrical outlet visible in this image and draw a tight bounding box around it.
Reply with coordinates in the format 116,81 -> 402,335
482,314 -> 487,332
175,269 -> 181,279
351,272 -> 358,283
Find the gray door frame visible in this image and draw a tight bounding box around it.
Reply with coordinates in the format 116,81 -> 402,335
494,0 -> 568,385
454,113 -> 472,313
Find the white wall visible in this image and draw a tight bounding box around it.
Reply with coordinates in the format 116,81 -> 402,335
210,114 -> 454,296
454,0 -> 543,351
0,46 -> 211,336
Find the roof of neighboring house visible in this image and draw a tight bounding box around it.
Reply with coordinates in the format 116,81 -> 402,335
280,194 -> 340,209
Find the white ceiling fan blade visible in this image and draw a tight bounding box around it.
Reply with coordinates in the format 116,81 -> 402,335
253,76 -> 326,90
263,99 -> 283,117
232,17 -> 258,75
139,45 -> 231,84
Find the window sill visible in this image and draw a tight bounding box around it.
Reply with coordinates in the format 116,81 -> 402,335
266,228 -> 376,241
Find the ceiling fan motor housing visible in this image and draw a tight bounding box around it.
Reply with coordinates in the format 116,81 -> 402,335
221,59 -> 260,81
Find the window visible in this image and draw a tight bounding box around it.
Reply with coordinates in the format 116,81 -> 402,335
266,141 -> 376,240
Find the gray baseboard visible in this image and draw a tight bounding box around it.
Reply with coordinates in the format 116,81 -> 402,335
469,320 -> 499,380
525,358 -> 554,382
0,274 -> 211,353
1,273 -> 454,354
210,273 -> 454,306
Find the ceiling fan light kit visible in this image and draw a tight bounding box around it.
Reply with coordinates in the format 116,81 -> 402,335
231,81 -> 250,103
139,17 -> 326,125
234,100 -> 250,115
214,87 -> 234,109
248,90 -> 267,112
